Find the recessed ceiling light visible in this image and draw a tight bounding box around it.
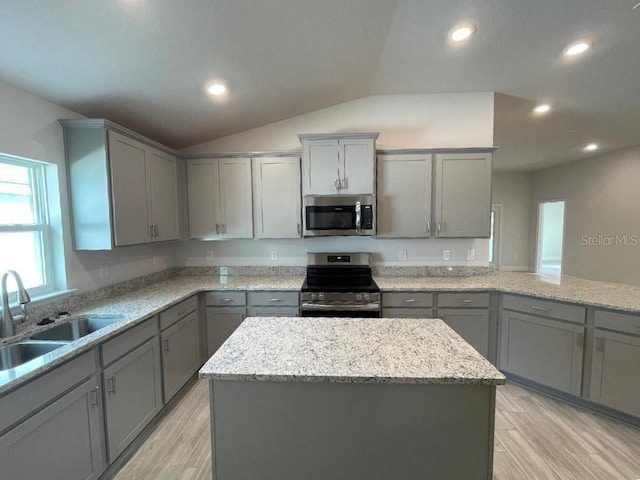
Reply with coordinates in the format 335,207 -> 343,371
584,143 -> 599,151
207,83 -> 227,96
449,24 -> 477,42
564,40 -> 592,57
533,104 -> 551,114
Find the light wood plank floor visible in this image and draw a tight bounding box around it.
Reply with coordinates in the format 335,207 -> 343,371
114,380 -> 640,479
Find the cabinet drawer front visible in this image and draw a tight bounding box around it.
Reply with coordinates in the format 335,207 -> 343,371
438,293 -> 490,308
382,292 -> 433,308
594,310 -> 640,336
102,317 -> 158,366
502,294 -> 585,324
206,291 -> 247,306
247,306 -> 299,317
382,308 -> 433,319
0,351 -> 95,434
247,291 -> 299,307
160,295 -> 198,331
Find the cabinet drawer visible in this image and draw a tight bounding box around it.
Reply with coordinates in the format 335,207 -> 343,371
594,310 -> 640,336
160,295 -> 198,331
247,306 -> 299,317
382,308 -> 434,319
0,351 -> 95,434
382,292 -> 433,308
502,294 -> 585,324
438,293 -> 490,308
206,291 -> 246,306
102,317 -> 158,366
247,291 -> 299,306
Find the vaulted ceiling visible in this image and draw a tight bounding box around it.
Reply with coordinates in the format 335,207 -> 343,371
2,0 -> 639,170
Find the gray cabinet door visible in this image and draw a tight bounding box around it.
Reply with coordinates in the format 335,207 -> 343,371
438,308 -> 489,358
500,311 -> 584,395
590,330 -> 640,417
103,337 -> 163,462
434,153 -> 492,238
161,311 -> 201,401
0,377 -> 103,480
206,307 -> 246,357
302,139 -> 339,195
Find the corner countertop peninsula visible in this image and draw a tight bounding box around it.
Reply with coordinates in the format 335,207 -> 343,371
200,316 -> 504,480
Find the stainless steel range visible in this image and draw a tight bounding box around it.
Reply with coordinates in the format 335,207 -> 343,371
300,252 -> 381,317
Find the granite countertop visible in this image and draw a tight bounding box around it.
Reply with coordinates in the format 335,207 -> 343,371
199,316 -> 505,386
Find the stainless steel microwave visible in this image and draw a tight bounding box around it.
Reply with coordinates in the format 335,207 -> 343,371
303,195 -> 375,236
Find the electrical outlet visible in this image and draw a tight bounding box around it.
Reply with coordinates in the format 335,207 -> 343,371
443,249 -> 451,261
153,255 -> 161,266
220,266 -> 228,276
99,264 -> 109,279
206,251 -> 214,261
271,250 -> 278,261
467,249 -> 475,261
399,249 -> 407,261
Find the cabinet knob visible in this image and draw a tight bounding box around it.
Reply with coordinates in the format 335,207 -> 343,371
164,339 -> 170,352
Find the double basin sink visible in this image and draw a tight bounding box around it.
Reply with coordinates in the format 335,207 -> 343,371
0,315 -> 123,372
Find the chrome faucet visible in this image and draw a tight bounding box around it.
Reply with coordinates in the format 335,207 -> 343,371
1,270 -> 31,338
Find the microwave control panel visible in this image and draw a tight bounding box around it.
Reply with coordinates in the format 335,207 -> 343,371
361,205 -> 373,229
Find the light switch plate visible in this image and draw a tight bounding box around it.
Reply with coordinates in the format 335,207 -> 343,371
271,250 -> 278,261
443,249 -> 451,261
206,251 -> 214,261
99,264 -> 109,279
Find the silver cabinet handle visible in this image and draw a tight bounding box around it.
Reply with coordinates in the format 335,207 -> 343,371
268,298 -> 283,303
107,375 -> 116,394
90,386 -> 99,406
221,224 -> 227,234
596,337 -> 605,352
576,333 -> 584,349
531,305 -> 551,312
458,298 -> 473,304
342,177 -> 348,189
427,221 -> 431,236
221,298 -> 233,302
154,224 -> 159,237
334,178 -> 340,191
297,223 -> 301,235
164,339 -> 170,352
355,201 -> 361,234
437,222 -> 442,233
216,224 -> 220,235
150,224 -> 154,238
403,299 -> 416,303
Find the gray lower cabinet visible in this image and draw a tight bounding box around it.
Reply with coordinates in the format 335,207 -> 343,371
103,336 -> 163,463
0,376 -> 103,480
590,309 -> 640,417
206,290 -> 247,357
439,308 -> 489,358
382,292 -> 433,318
500,310 -> 584,395
247,291 -> 299,317
161,311 -> 201,401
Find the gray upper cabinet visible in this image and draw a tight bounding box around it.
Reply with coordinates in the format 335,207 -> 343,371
377,154 -> 432,238
187,157 -> 253,239
60,119 -> 179,249
252,156 -> 302,239
434,152 -> 492,238
299,133 -> 378,195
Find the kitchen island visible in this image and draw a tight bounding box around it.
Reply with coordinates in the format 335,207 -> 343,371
199,316 -> 505,480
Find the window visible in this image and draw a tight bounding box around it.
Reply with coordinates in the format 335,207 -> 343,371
0,156 -> 54,296
488,205 -> 502,269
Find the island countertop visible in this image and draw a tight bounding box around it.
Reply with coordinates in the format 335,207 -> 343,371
199,316 -> 506,386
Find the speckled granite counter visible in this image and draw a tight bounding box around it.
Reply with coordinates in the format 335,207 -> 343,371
199,316 -> 505,385
376,271 -> 640,314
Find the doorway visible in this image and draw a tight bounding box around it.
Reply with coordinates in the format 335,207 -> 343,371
536,200 -> 565,276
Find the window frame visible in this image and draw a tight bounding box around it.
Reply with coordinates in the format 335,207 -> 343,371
0,155 -> 56,297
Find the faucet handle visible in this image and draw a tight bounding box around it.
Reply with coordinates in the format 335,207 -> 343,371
18,289 -> 31,304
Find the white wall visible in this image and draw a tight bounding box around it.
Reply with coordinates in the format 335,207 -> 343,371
184,93 -> 495,153
491,172 -> 532,271
0,79 -> 177,293
179,93 -> 495,266
531,147 -> 640,286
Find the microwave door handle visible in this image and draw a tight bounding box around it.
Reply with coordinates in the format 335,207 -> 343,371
355,201 -> 361,234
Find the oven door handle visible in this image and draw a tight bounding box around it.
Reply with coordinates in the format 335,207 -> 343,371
355,201 -> 361,234
301,302 -> 380,312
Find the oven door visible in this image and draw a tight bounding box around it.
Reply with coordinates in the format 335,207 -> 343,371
300,303 -> 381,318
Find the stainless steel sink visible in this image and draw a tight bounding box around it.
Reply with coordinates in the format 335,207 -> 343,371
30,315 -> 123,341
0,341 -> 67,371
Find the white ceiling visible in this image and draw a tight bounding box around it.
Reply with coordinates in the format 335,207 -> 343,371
1,0 -> 639,171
